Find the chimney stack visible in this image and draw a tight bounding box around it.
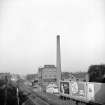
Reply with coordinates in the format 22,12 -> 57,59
56,35 -> 61,84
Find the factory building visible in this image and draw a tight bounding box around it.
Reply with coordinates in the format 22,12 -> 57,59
38,35 -> 62,91
38,65 -> 57,87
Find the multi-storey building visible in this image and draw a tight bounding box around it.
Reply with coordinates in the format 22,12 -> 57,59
38,65 -> 57,87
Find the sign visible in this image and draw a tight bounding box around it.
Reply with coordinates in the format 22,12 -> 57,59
71,82 -> 78,94
60,81 -> 70,94
71,81 -> 86,98
87,83 -> 94,101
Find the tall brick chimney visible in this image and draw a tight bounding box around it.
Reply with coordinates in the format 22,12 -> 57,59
56,35 -> 61,84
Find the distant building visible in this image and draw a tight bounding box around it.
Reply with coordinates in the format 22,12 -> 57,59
38,65 -> 57,87
0,73 -> 11,80
26,74 -> 38,82
61,72 -> 88,81
61,72 -> 76,81
72,72 -> 87,81
11,74 -> 19,81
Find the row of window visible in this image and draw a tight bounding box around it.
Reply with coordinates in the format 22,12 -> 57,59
43,74 -> 56,78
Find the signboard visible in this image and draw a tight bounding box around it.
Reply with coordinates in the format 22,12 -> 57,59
87,83 -> 94,101
71,82 -> 78,94
60,81 -> 70,94
70,81 -> 86,98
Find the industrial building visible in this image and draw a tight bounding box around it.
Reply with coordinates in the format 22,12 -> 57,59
38,65 -> 57,87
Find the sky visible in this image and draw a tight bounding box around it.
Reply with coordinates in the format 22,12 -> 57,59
0,0 -> 105,74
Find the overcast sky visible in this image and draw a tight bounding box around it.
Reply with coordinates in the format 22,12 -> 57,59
0,0 -> 105,74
